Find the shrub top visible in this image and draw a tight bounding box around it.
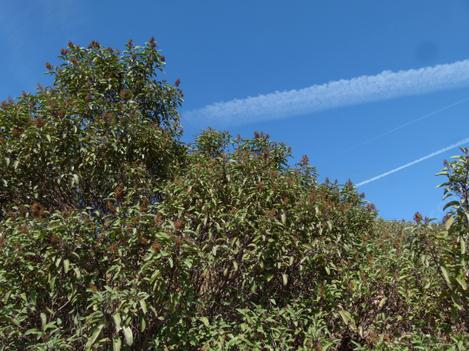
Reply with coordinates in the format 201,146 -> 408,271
0,39 -> 185,218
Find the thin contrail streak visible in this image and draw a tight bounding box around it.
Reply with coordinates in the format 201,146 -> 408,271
185,59 -> 469,126
351,96 -> 469,149
356,137 -> 469,187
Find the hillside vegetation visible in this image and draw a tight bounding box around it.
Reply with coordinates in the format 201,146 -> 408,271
0,40 -> 467,350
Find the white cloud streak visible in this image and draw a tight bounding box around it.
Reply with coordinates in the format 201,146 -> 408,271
185,60 -> 469,126
356,137 -> 469,187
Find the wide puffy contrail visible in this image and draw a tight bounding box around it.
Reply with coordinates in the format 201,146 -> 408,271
185,60 -> 469,126
356,137 -> 469,187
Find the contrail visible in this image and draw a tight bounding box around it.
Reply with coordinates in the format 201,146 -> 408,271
184,60 -> 469,126
356,137 -> 469,187
350,96 -> 469,150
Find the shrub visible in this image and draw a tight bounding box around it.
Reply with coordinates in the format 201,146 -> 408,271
0,40 -> 467,350
0,39 -> 185,219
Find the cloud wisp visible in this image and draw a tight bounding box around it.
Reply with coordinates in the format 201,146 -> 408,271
185,60 -> 469,126
356,137 -> 469,187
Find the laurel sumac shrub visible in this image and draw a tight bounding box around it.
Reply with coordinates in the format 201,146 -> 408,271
0,41 -> 467,350
157,130 -> 376,316
0,39 -> 185,219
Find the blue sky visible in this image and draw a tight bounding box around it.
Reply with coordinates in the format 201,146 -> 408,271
1,0 -> 469,220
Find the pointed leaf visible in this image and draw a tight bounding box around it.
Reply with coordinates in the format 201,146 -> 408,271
282,273 -> 288,286
113,337 -> 122,351
123,326 -> 133,346
440,266 -> 452,289
113,313 -> 122,332
445,216 -> 455,231
455,275 -> 467,291
200,317 -> 210,327
85,324 -> 104,350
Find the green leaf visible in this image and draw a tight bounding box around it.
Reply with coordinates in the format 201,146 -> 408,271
113,337 -> 122,351
281,212 -> 286,225
63,259 -> 70,273
139,299 -> 147,314
338,309 -> 356,331
440,266 -> 452,289
71,174 -> 79,186
123,326 -> 133,346
455,275 -> 467,291
74,267 -> 81,279
444,216 -> 455,230
443,201 -> 460,212
200,317 -> 210,327
212,245 -> 219,256
378,296 -> 387,309
40,312 -> 47,330
282,273 -> 288,286
85,324 -> 104,350
113,313 -> 122,332
140,317 -> 146,332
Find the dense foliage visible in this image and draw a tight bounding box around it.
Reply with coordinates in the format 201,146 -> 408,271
0,40 -> 467,350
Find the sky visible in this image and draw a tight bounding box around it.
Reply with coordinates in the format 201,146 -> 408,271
1,0 -> 469,220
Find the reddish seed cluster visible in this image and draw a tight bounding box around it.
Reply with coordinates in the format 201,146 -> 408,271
103,111 -> 116,124
138,236 -> 149,246
148,37 -> 157,49
119,89 -> 131,100
154,213 -> 163,226
174,219 -> 185,230
413,211 -> 423,224
264,208 -> 277,219
300,154 -> 309,166
88,40 -> 100,49
151,240 -> 161,253
49,233 -> 61,246
32,118 -> 45,128
114,184 -> 124,201
106,200 -> 115,213
31,201 -> 45,218
139,197 -> 150,212
108,243 -> 118,254
11,127 -> 23,137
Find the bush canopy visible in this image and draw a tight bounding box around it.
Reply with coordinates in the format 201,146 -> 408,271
0,40 -> 467,350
